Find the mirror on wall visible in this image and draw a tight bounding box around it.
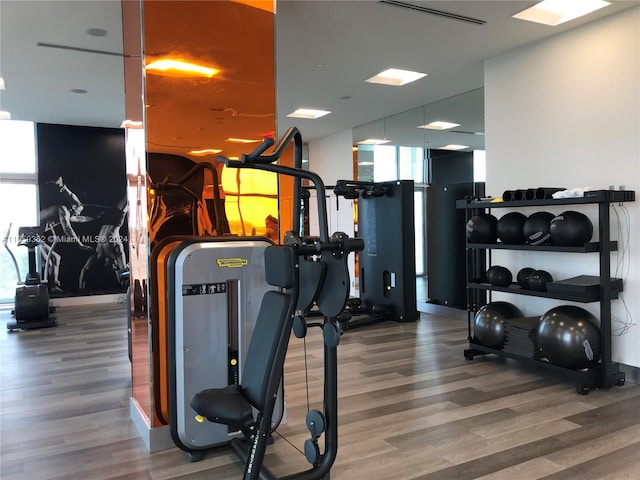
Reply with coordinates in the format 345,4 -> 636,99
353,88 -> 484,182
352,88 -> 485,305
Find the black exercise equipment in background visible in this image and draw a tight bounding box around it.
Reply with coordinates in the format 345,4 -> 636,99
333,179 -> 419,329
5,225 -> 58,331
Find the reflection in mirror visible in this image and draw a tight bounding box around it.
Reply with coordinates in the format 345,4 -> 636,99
352,88 -> 485,305
354,88 -> 484,181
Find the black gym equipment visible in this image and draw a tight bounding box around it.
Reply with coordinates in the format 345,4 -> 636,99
502,187 -> 566,202
527,269 -> 553,292
496,212 -> 527,244
486,265 -> 513,287
523,211 -> 555,246
537,305 -> 601,369
5,225 -> 58,331
549,210 -> 593,246
465,214 -> 498,243
473,301 -> 523,350
190,127 -> 363,480
516,267 -> 535,289
332,179 -> 419,330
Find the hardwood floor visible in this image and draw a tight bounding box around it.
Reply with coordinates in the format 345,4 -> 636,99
1,304 -> 639,480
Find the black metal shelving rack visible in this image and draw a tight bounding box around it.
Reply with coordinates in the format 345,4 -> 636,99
457,190 -> 635,394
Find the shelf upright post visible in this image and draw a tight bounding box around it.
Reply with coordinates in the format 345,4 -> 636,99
598,200 -> 613,389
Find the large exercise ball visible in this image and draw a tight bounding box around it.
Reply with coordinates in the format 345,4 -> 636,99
528,270 -> 553,292
537,305 -> 601,369
474,301 -> 523,349
517,267 -> 535,289
486,265 -> 513,287
523,211 -> 555,246
466,214 -> 498,243
550,211 -> 593,246
497,212 -> 527,244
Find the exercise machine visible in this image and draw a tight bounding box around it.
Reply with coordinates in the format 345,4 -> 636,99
5,225 -> 58,330
163,236 -> 284,459
333,179 -> 419,329
190,127 -> 363,479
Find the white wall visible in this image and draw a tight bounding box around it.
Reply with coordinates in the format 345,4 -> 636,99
307,129 -> 357,295
485,7 -> 640,367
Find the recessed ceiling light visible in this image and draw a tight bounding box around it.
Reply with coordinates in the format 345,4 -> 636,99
365,68 -> 427,86
86,27 -> 109,37
438,144 -> 469,150
418,121 -> 461,130
146,59 -> 219,78
357,138 -> 391,145
189,148 -> 223,156
0,77 -> 5,90
512,0 -> 611,26
286,108 -> 331,119
70,88 -> 87,94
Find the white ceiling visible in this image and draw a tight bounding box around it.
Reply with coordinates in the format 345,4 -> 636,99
1,0 -> 637,146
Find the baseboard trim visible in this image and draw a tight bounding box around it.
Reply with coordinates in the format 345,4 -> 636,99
51,293 -> 126,308
417,301 -> 467,320
620,364 -> 640,385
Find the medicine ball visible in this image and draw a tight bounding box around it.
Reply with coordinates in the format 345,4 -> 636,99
537,305 -> 601,369
523,211 -> 555,246
550,211 -> 593,246
528,270 -> 553,292
486,265 -> 513,287
466,214 -> 498,243
497,212 -> 527,244
474,301 -> 523,349
516,267 -> 535,289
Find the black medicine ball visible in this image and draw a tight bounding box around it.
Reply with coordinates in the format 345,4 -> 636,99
497,212 -> 528,244
523,211 -> 555,246
550,211 -> 593,246
486,266 -> 513,287
466,214 -> 498,243
528,270 -> 553,292
516,267 -> 535,289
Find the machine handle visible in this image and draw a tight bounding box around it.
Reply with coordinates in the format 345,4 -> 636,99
241,136 -> 276,163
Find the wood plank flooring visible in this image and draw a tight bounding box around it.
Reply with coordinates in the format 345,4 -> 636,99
1,304 -> 639,479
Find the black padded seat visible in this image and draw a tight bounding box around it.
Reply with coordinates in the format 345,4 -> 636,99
191,384 -> 253,429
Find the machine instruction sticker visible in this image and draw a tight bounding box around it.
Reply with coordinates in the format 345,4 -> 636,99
182,282 -> 227,296
216,257 -> 248,268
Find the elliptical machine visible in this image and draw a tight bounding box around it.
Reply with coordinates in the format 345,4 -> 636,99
5,224 -> 57,331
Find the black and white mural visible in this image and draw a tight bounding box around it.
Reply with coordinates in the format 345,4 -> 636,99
37,123 -> 129,297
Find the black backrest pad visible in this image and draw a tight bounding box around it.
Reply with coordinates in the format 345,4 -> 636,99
264,245 -> 295,288
241,290 -> 292,410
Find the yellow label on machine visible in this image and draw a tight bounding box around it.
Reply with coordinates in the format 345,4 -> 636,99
216,257 -> 249,268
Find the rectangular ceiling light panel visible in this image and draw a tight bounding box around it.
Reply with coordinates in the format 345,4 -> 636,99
365,68 -> 427,86
286,108 -> 331,119
513,0 -> 611,26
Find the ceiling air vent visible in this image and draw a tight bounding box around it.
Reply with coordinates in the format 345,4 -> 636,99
379,0 -> 487,25
37,41 -> 123,57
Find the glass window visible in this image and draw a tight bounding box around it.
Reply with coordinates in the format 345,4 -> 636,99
473,150 -> 486,183
399,146 -> 425,183
0,184 -> 39,303
414,189 -> 425,276
373,145 -> 397,182
0,120 -> 37,174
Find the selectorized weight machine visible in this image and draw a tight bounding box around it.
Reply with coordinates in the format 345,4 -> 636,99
189,127 -> 363,480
